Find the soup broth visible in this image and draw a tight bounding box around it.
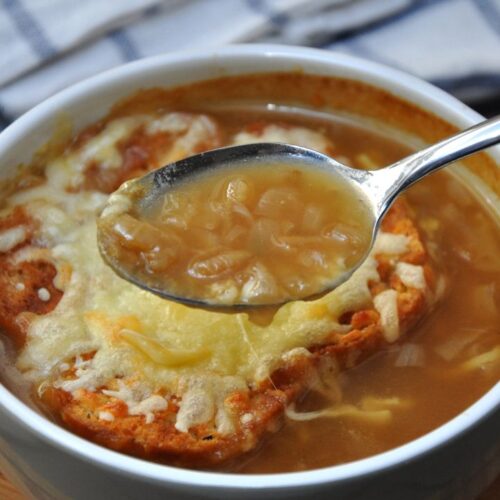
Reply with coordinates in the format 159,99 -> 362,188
239,169 -> 500,472
0,73 -> 498,473
99,164 -> 373,305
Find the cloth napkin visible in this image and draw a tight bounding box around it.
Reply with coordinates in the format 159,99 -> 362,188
1,0 -> 499,130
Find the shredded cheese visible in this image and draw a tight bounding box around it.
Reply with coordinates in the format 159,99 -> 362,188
175,376 -> 246,434
0,225 -> 27,252
37,288 -> 51,302
373,289 -> 400,342
98,411 -> 115,422
80,117 -> 146,171
146,113 -> 221,165
7,115 -> 403,433
240,413 -> 254,424
232,124 -> 333,154
128,395 -> 168,424
374,232 -> 409,255
395,262 -> 426,289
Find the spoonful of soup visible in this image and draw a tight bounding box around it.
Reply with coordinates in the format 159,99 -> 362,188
97,116 -> 500,308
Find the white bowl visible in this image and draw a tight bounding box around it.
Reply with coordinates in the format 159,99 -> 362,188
0,45 -> 498,500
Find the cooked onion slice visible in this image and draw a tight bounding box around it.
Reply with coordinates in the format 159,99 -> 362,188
461,346 -> 500,372
188,250 -> 252,280
255,187 -> 302,219
286,397 -> 407,424
394,343 -> 425,367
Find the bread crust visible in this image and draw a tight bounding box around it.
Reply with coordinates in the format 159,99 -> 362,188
0,117 -> 434,468
0,200 -> 432,468
0,207 -> 63,347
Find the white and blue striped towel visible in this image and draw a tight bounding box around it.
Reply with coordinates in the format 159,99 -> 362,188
1,0 -> 499,130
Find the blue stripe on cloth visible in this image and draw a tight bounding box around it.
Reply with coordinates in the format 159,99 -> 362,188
431,72 -> 500,92
0,104 -> 12,131
316,28 -> 372,47
245,0 -> 290,28
341,39 -> 407,72
109,29 -> 141,62
143,4 -> 162,17
472,96 -> 500,116
1,0 -> 56,59
318,0 -> 452,48
364,0 -> 455,29
473,0 -> 500,35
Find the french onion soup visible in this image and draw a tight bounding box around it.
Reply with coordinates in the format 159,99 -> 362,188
0,73 -> 498,472
98,164 -> 373,305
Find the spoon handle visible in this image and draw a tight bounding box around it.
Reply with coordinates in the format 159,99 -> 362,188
369,115 -> 500,216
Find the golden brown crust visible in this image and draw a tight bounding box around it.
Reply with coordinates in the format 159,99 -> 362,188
82,128 -> 170,193
0,207 -> 62,347
0,161 -> 432,468
81,121 -> 222,194
42,384 -> 288,467
0,110 -> 434,468
0,197 -> 432,467
30,201 -> 433,468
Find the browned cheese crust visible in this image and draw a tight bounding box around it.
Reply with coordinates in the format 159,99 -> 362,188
0,195 -> 434,468
0,207 -> 63,347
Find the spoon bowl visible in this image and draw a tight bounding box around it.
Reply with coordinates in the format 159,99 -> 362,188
97,116 -> 500,308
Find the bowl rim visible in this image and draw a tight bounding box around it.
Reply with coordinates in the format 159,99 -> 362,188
0,43 -> 498,492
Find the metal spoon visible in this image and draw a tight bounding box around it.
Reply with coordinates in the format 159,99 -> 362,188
97,116 -> 500,308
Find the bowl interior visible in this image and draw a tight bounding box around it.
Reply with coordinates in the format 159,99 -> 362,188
0,45 -> 498,491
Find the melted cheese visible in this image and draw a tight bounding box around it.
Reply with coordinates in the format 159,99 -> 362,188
98,411 -> 115,422
37,288 -> 51,302
373,289 -> 400,342
6,114 -> 397,433
395,262 -> 426,289
232,124 -> 333,153
0,225 -> 27,252
81,117 -> 146,170
103,380 -> 168,424
44,116 -> 146,191
146,112 -> 220,165
175,376 -> 246,434
373,233 -> 409,255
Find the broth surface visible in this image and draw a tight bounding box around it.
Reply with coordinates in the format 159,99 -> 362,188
228,147 -> 500,473
239,169 -> 500,471
185,108 -> 498,473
